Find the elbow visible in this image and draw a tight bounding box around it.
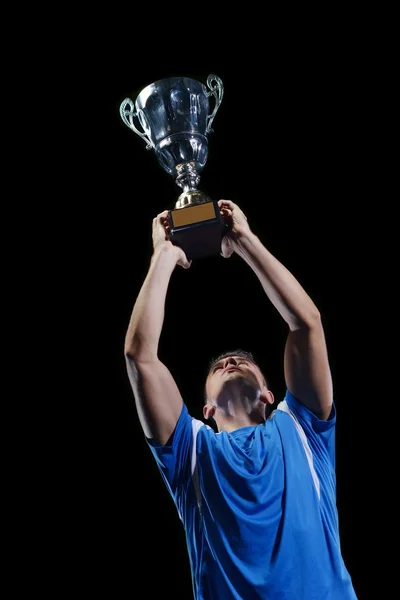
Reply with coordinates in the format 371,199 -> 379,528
124,344 -> 136,360
124,332 -> 143,360
303,309 -> 322,330
291,308 -> 322,332
124,336 -> 142,362
124,339 -> 135,360
307,308 -> 322,327
124,346 -> 143,363
124,339 -> 157,364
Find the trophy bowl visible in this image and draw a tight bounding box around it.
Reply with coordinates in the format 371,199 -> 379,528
120,74 -> 228,260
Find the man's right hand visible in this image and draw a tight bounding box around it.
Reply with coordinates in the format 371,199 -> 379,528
152,210 -> 192,269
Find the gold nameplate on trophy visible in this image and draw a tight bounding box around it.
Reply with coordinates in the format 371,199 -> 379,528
170,202 -> 216,228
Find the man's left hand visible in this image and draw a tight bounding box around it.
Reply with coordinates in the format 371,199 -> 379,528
218,199 -> 252,258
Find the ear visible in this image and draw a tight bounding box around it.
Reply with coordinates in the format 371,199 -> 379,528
259,387 -> 274,406
203,403 -> 216,420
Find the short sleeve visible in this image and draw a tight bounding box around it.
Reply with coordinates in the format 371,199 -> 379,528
145,403 -> 194,499
284,388 -> 336,468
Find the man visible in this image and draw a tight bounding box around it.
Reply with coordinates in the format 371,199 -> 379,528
124,199 -> 358,599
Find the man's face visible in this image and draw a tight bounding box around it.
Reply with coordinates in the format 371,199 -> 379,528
205,355 -> 266,404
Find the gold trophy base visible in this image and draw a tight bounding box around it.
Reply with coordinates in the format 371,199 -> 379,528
168,195 -> 229,260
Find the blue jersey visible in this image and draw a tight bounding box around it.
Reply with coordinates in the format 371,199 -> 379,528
147,389 -> 358,600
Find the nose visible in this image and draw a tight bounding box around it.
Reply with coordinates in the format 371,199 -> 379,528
222,357 -> 238,368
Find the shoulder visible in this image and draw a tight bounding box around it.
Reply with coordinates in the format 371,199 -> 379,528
279,389 -> 336,432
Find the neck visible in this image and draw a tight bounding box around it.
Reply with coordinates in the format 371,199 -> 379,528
213,393 -> 265,433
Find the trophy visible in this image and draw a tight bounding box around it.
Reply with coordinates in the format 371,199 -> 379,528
120,75 -> 227,260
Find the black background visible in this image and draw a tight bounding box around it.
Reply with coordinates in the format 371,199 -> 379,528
65,44 -> 380,599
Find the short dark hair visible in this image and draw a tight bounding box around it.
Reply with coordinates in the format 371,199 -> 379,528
204,348 -> 268,403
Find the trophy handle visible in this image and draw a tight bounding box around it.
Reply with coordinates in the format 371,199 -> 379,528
119,98 -> 155,150
205,74 -> 224,134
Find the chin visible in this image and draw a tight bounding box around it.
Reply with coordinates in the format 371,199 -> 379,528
221,377 -> 259,398
227,373 -> 255,387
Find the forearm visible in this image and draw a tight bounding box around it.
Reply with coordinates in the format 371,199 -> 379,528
124,244 -> 178,361
234,232 -> 320,331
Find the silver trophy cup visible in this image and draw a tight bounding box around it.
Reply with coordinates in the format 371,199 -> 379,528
120,74 -> 227,260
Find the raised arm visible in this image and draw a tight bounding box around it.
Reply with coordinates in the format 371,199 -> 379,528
124,211 -> 191,445
219,200 -> 333,420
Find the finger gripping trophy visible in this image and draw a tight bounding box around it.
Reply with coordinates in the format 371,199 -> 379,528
120,74 -> 227,260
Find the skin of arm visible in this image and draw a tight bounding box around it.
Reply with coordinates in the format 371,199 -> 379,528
219,199 -> 333,420
124,211 -> 191,445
